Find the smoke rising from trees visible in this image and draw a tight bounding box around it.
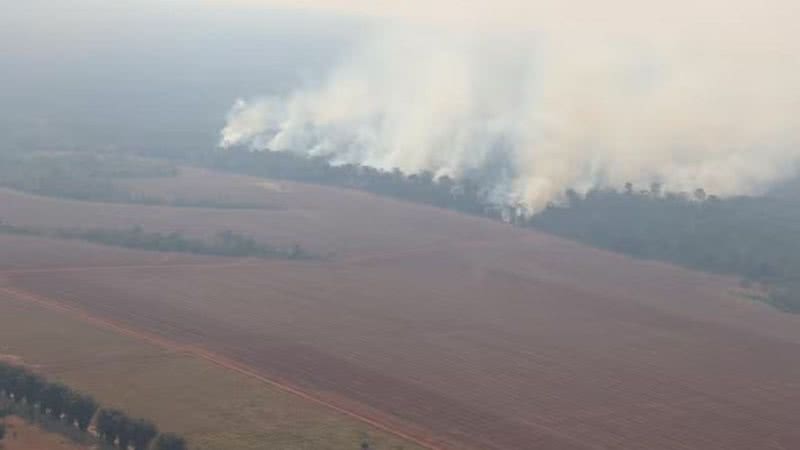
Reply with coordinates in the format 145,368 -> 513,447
220,0 -> 800,211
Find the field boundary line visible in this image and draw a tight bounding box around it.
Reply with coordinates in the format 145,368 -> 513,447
0,285 -> 445,450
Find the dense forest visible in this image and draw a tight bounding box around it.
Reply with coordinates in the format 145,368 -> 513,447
528,187 -> 800,312
197,149 -> 494,216
0,224 -> 312,260
0,361 -> 187,450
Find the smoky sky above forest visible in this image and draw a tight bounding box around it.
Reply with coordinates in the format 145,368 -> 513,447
3,1 -> 799,209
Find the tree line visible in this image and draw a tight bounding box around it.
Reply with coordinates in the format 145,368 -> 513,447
193,150 -> 800,313
0,152 -> 277,210
0,361 -> 187,450
0,224 -> 311,260
528,185 -> 800,312
0,152 -> 176,204
198,149 -> 493,216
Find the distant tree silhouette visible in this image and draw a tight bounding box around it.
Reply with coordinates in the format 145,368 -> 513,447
155,432 -> 188,450
116,412 -> 134,450
650,182 -> 662,197
530,186 -> 800,312
65,393 -> 98,431
97,408 -> 135,447
40,383 -> 70,417
0,362 -> 183,449
624,182 -> 634,195
131,419 -> 159,450
694,188 -> 707,201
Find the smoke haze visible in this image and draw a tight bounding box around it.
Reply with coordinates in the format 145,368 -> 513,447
220,1 -> 800,210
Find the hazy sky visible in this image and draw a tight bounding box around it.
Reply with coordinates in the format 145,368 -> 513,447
2,0 -> 798,205
217,0 -> 800,208
0,0 -> 365,151
216,0 -> 798,33
5,1 -> 795,66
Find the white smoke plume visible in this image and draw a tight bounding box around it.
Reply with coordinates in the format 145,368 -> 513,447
220,0 -> 800,211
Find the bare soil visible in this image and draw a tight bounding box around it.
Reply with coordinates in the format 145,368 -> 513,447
1,169 -> 799,449
0,417 -> 88,450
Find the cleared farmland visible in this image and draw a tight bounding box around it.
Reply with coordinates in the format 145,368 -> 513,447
0,416 -> 88,450
0,169 -> 503,258
1,168 -> 799,449
0,280 -> 425,450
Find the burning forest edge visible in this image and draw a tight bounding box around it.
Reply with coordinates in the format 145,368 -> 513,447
192,149 -> 800,312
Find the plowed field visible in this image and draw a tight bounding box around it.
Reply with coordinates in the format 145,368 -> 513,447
2,168 -> 799,449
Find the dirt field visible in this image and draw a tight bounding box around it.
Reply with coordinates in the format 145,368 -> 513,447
1,168 -> 799,450
0,168 -> 503,258
0,287 -> 424,450
0,416 -> 88,450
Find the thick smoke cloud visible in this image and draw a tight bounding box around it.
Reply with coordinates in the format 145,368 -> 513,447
220,1 -> 800,211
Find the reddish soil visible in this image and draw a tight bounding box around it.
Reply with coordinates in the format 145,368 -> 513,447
0,171 -> 501,258
0,416 -> 88,450
1,170 -> 799,450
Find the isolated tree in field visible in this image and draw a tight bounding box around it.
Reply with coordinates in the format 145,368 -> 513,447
155,432 -> 187,450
